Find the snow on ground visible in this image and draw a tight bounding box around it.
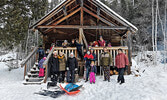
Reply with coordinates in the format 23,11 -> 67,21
0,51 -> 16,62
0,51 -> 167,100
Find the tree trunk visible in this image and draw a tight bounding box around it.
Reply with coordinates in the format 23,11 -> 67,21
152,0 -> 155,65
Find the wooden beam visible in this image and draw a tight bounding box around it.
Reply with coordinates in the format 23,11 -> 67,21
83,7 -> 115,27
34,0 -> 71,27
66,0 -> 76,8
79,28 -> 88,49
83,3 -> 123,34
63,5 -> 69,24
97,6 -> 100,23
84,31 -> 96,36
44,7 -> 81,34
38,25 -> 127,30
80,0 -> 84,26
42,4 -> 80,28
53,7 -> 81,25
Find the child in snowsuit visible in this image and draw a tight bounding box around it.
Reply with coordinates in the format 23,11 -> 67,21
84,51 -> 94,82
38,57 -> 46,77
89,61 -> 97,84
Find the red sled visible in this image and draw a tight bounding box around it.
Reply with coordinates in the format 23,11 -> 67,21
59,84 -> 80,95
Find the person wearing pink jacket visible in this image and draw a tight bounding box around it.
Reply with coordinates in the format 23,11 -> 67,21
115,48 -> 129,84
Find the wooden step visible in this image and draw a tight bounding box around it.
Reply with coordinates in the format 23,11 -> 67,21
30,69 -> 39,73
26,77 -> 44,82
23,81 -> 42,85
27,73 -> 39,77
35,62 -> 38,66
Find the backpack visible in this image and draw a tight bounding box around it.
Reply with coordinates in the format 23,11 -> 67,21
38,49 -> 44,57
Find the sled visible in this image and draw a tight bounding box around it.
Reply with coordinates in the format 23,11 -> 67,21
59,84 -> 82,95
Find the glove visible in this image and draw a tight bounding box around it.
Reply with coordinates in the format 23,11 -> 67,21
75,68 -> 77,71
67,67 -> 69,70
125,65 -> 128,70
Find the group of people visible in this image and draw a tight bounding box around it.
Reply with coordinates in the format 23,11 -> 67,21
48,51 -> 78,85
37,36 -> 129,85
89,36 -> 112,47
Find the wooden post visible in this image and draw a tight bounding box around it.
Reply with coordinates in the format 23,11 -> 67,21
121,36 -> 123,46
36,30 -> 39,46
24,64 -> 27,79
75,49 -> 77,58
80,0 -> 83,26
79,28 -> 88,49
44,64 -> 47,83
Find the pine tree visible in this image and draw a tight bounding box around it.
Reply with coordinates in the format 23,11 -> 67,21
0,0 -> 48,49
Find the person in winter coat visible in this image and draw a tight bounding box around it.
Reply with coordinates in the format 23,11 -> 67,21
62,40 -> 69,48
89,61 -> 97,84
100,47 -> 112,82
98,36 -> 106,47
75,39 -> 83,60
66,52 -> 78,83
115,48 -> 129,84
58,52 -> 66,83
70,39 -> 76,47
38,57 -> 46,69
48,51 -> 60,85
84,51 -> 94,82
90,48 -> 96,62
37,45 -> 45,62
38,57 -> 46,77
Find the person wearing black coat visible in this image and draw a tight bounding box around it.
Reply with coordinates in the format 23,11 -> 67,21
48,51 -> 59,85
66,52 -> 78,83
70,39 -> 83,60
75,40 -> 83,60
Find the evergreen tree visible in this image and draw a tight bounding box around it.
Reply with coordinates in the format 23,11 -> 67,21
0,0 -> 48,49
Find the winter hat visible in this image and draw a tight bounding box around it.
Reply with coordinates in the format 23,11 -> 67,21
43,57 -> 46,60
87,51 -> 90,55
64,40 -> 68,43
69,52 -> 74,58
53,51 -> 58,55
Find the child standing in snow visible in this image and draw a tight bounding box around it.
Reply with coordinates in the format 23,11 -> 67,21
89,61 -> 97,84
84,51 -> 94,82
38,57 -> 46,77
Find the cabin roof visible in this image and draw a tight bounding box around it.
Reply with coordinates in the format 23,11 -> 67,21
30,0 -> 137,34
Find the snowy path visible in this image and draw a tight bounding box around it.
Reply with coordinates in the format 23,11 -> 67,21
1,61 -> 167,100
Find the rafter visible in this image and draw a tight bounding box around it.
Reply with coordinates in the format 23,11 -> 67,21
83,7 -> 115,27
37,25 -> 127,30
44,7 -> 81,33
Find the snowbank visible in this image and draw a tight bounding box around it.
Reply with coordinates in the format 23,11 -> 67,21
0,52 -> 17,62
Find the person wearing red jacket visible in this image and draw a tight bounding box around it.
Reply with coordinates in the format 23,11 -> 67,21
84,51 -> 94,82
115,48 -> 129,84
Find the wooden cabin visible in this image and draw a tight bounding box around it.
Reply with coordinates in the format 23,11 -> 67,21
21,0 -> 138,84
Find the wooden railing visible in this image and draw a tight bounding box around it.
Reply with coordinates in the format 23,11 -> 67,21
20,47 -> 38,79
90,47 -> 129,66
43,47 -> 77,83
54,47 -> 77,59
43,46 -> 55,83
